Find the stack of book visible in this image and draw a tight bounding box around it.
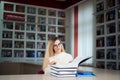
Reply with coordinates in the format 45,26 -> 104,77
50,65 -> 77,77
50,56 -> 92,77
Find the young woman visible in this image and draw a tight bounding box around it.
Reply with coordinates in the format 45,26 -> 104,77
42,37 -> 73,74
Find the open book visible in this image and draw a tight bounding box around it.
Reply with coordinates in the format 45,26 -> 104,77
50,56 -> 92,77
51,56 -> 92,68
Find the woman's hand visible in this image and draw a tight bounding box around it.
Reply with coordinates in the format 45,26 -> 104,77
49,61 -> 56,65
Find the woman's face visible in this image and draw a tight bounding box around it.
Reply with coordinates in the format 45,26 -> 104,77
53,39 -> 62,53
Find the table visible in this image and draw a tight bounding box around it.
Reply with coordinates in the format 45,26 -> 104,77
0,67 -> 120,80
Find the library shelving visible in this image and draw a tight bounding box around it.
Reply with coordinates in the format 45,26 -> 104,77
95,0 -> 120,70
0,1 -> 66,64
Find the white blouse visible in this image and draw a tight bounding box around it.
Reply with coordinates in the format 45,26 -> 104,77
44,52 -> 73,74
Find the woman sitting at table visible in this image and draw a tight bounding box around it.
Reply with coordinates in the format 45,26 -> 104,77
42,37 -> 73,74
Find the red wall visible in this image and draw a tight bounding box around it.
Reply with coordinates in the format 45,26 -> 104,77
74,6 -> 78,58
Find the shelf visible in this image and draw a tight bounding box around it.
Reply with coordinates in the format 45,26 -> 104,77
37,34 -> 46,41
38,17 -> 46,24
38,8 -> 46,15
2,40 -> 12,48
27,6 -> 36,14
2,31 -> 13,38
58,19 -> 65,26
15,32 -> 24,39
118,21 -> 120,32
3,21 -> 13,30
37,42 -> 46,49
58,11 -> 65,18
48,26 -> 56,33
96,37 -> 104,47
26,24 -> 36,31
106,61 -> 117,70
96,49 -> 105,59
58,27 -> 65,33
48,34 -> 56,40
106,48 -> 116,60
96,13 -> 104,24
118,35 -> 120,46
1,50 -> 12,57
96,61 -> 105,69
106,35 -> 116,47
48,18 -> 56,25
106,0 -> 116,9
118,48 -> 120,60
48,9 -> 56,17
27,15 -> 36,23
106,22 -> 116,34
14,50 -> 24,58
15,22 -> 25,31
37,25 -> 46,32
95,0 -> 120,70
106,9 -> 115,22
26,51 -> 35,58
26,42 -> 35,49
58,35 -> 65,41
37,51 -> 45,58
118,0 -> 120,5
26,33 -> 35,40
4,3 -> 14,11
96,25 -> 104,36
96,1 -> 104,13
16,5 -> 25,13
0,1 -> 66,64
14,41 -> 24,48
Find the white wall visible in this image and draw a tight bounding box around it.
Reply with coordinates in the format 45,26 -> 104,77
65,0 -> 94,65
78,0 -> 94,64
65,8 -> 74,56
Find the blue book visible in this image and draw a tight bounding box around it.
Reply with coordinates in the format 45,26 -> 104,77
76,72 -> 95,77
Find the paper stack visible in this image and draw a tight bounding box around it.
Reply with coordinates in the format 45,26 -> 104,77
50,65 -> 77,77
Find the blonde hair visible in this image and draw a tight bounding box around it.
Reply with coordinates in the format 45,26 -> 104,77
42,38 -> 65,70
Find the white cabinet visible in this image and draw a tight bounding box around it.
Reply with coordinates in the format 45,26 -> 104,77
0,1 -> 65,64
95,0 -> 120,70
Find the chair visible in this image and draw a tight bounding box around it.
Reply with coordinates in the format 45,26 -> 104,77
37,70 -> 44,74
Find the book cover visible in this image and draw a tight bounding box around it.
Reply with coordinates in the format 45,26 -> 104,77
50,73 -> 76,77
50,67 -> 77,72
51,69 -> 77,75
76,72 -> 95,77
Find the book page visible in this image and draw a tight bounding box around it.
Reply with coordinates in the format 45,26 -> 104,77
51,56 -> 91,68
67,56 -> 92,67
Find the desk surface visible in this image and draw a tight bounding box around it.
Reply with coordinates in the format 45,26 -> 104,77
0,67 -> 120,80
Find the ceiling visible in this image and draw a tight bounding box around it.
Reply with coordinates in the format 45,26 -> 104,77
3,0 -> 82,9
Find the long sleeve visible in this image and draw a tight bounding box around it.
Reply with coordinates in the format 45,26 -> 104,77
44,52 -> 73,74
